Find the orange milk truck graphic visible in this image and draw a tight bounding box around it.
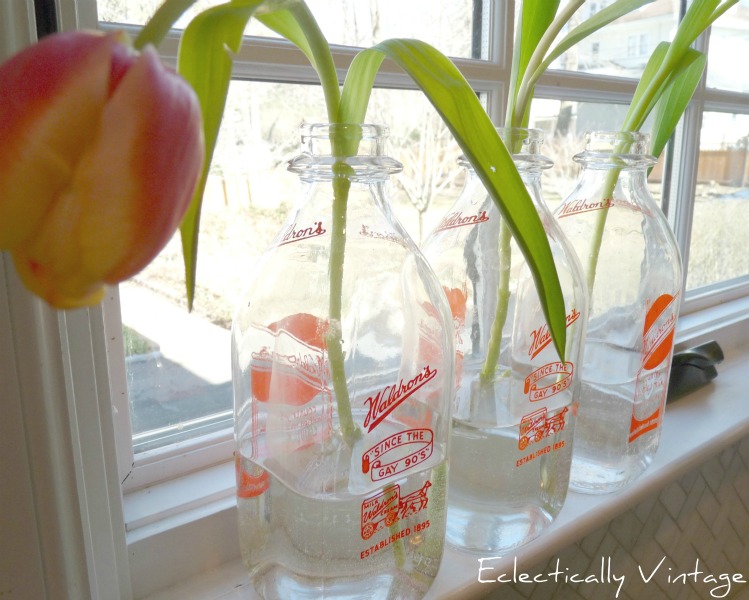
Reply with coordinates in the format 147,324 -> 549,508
518,406 -> 569,451
360,480 -> 432,540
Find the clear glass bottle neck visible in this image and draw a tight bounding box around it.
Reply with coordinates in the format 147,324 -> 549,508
460,127 -> 553,177
574,130 -> 657,171
287,123 -> 402,182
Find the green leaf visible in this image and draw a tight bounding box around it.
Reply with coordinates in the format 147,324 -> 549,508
621,41 -> 671,131
668,0 -> 721,61
342,39 -> 567,358
621,0 -> 737,132
649,49 -> 706,159
515,0 -> 560,88
176,0 -> 265,309
255,1 -> 341,120
507,0 -> 561,124
134,0 -> 198,49
511,0 -> 588,128
533,0 -> 654,81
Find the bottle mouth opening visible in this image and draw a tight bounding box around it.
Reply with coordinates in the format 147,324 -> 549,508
574,130 -> 656,167
290,123 -> 402,177
300,123 -> 388,155
584,130 -> 652,154
458,127 -> 552,172
496,127 -> 546,153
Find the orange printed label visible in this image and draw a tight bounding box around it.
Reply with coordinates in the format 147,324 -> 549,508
359,224 -> 409,248
629,293 -> 678,442
528,308 -> 581,359
250,314 -> 328,406
361,428 -> 434,482
524,361 -> 575,401
517,406 -> 569,452
557,197 -> 651,219
557,197 -> 617,218
434,210 -> 490,232
360,481 -> 432,540
641,294 -> 677,370
363,366 -> 438,432
629,406 -> 662,443
274,220 -> 326,247
249,315 -> 333,458
443,285 -> 468,389
235,456 -> 270,498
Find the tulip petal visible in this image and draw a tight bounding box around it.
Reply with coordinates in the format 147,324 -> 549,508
99,45 -> 204,282
0,31 -> 119,248
6,36 -> 203,308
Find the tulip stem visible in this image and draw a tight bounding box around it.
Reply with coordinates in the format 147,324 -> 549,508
327,162 -> 361,446
584,164 -> 622,294
479,130 -> 527,382
480,220 -> 512,383
134,0 -> 198,49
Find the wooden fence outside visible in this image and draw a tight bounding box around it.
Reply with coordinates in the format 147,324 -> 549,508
650,144 -> 749,187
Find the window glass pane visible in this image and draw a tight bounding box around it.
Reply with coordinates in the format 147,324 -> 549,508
550,0 -> 677,78
97,0 -> 216,29
705,4 -> 749,92
304,0 -> 480,58
121,81 -> 462,454
528,99 -> 662,208
686,111 -> 749,290
96,0 -> 481,59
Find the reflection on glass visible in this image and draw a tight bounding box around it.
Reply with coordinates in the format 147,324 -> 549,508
528,99 -> 661,208
706,2 -> 749,92
121,81 -> 463,453
687,112 -> 749,290
549,0 -> 677,79
96,0 -> 480,59
306,0 -> 480,58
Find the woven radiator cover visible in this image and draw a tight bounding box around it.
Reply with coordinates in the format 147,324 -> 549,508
485,436 -> 749,600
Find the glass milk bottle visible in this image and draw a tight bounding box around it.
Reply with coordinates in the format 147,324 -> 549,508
553,130 -> 682,494
232,124 -> 454,599
422,127 -> 587,552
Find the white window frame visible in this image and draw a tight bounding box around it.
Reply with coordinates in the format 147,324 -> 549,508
102,1 -> 512,497
4,0 -> 749,598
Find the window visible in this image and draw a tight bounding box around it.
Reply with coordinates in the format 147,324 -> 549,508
687,112 -> 749,290
628,34 -> 638,57
104,4 -> 483,494
98,0 -> 748,502
7,0 -> 749,597
568,0 -> 676,76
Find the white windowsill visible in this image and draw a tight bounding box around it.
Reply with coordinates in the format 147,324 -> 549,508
131,301 -> 749,600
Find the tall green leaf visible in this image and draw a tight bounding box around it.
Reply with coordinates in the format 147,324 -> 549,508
510,0 -> 583,127
341,40 -> 568,358
507,0 -> 561,125
622,0 -> 737,133
622,41 -> 671,131
667,0 -> 721,62
584,0 -> 738,298
255,2 -> 341,120
649,49 -> 706,159
176,0 -> 265,308
531,0 -> 654,82
134,0 -> 198,49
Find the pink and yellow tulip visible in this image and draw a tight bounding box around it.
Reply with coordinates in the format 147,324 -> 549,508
0,30 -> 204,308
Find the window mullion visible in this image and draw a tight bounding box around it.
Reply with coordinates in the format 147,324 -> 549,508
59,305 -> 133,599
1,0 -> 35,55
668,98 -> 704,290
103,290 -> 137,485
701,87 -> 749,114
57,0 -> 99,30
536,70 -> 640,105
